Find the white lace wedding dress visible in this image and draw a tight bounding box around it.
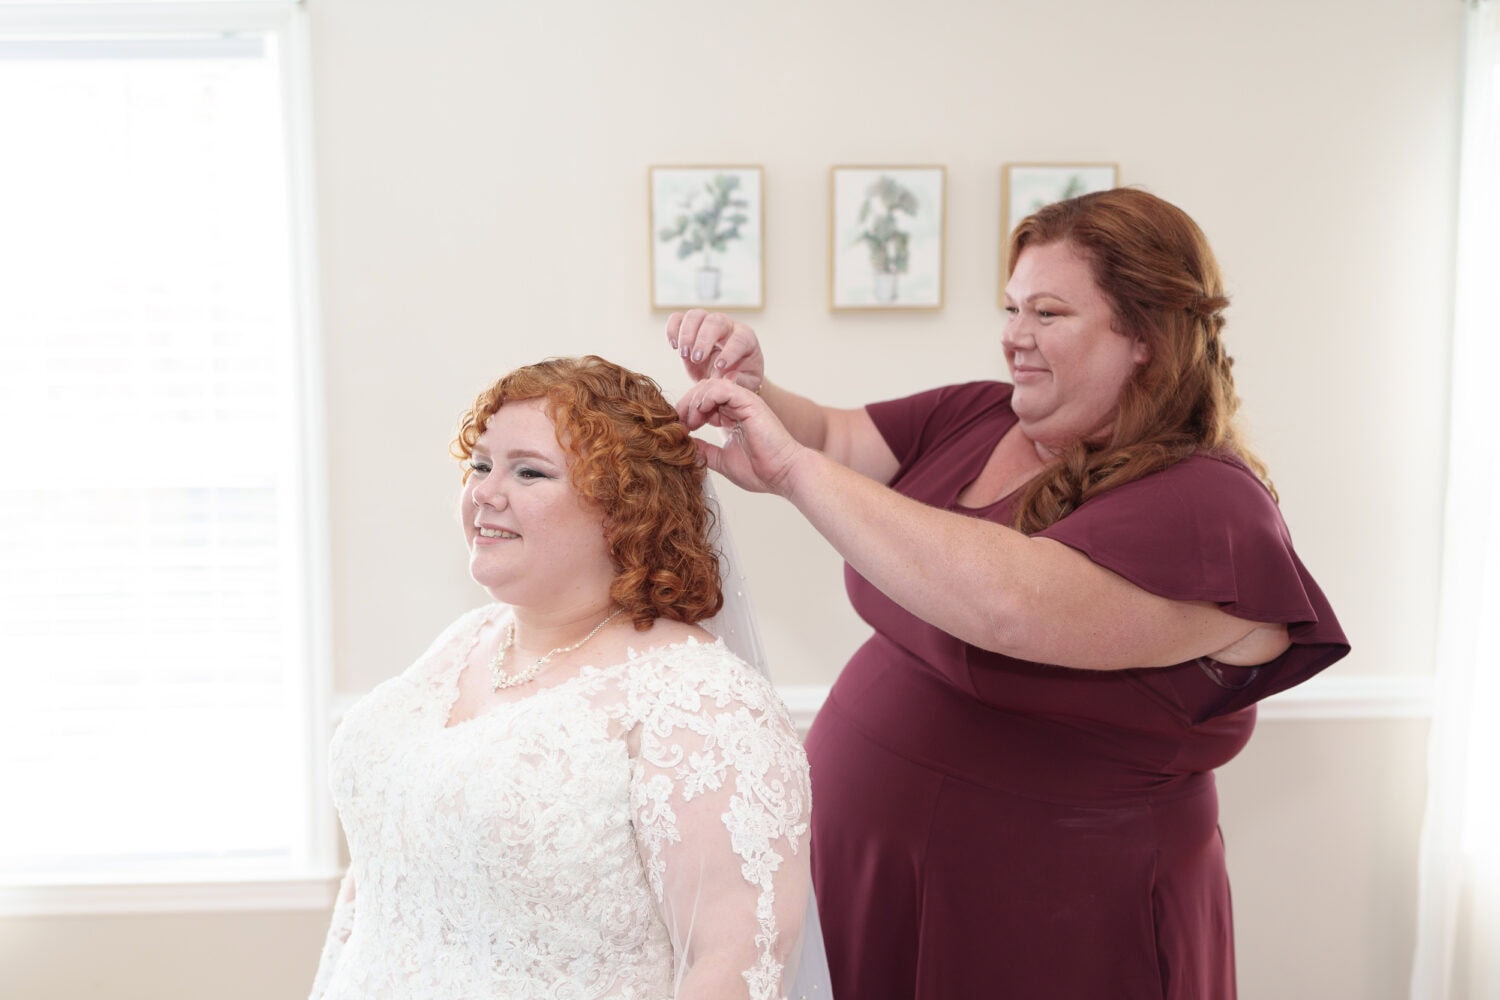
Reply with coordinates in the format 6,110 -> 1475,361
309,603 -> 815,1000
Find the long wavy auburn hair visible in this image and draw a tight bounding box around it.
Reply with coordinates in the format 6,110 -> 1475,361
451,356 -> 723,628
1006,187 -> 1274,534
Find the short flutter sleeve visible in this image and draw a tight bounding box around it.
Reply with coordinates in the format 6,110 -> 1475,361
624,640 -> 814,999
866,381 -> 1015,477
1038,454 -> 1350,721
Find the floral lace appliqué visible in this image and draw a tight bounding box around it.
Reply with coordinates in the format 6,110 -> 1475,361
310,608 -> 812,1000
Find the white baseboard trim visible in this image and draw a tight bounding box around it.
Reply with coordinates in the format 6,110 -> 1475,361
333,673 -> 1432,734
775,684 -> 830,734
776,674 -> 1431,730
1256,673 -> 1433,721
22,676 -> 1417,917
0,871 -> 341,917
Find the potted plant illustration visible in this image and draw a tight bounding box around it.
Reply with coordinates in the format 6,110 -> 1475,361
854,175 -> 919,303
1026,173 -> 1089,215
657,174 -> 750,302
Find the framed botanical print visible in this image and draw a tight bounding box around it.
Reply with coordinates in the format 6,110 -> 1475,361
829,165 -> 945,311
1000,162 -> 1119,288
650,165 -> 764,310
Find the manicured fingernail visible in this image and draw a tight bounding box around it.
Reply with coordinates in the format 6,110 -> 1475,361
715,358 -> 726,369
692,350 -> 703,363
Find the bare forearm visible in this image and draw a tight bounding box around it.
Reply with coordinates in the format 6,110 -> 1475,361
684,377 -> 1261,667
779,448 -> 1266,669
760,381 -> 895,481
666,312 -> 893,479
757,380 -> 830,450
781,448 -> 1030,650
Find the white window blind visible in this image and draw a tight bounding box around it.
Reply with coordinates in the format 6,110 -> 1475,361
0,4 -> 330,892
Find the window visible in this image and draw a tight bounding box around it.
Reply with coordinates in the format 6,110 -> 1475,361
1411,2 -> 1500,995
0,2 -> 332,908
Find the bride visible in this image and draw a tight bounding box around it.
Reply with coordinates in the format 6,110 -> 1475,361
309,356 -> 826,999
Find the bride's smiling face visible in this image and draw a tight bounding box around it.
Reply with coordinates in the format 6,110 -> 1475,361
460,398 -> 614,607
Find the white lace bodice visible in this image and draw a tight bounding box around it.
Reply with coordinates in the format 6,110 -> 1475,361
309,605 -> 813,1000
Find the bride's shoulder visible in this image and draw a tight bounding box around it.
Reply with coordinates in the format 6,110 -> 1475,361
622,618 -> 736,673
614,621 -> 803,758
618,619 -> 782,710
632,617 -> 716,649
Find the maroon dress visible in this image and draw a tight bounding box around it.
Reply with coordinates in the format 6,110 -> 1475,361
803,382 -> 1349,1000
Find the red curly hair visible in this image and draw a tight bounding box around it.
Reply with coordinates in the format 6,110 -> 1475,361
451,356 -> 723,629
1007,187 -> 1273,534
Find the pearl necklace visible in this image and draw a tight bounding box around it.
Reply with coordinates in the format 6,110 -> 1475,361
490,608 -> 625,691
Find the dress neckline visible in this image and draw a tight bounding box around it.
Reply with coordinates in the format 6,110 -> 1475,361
438,605 -> 724,730
952,420 -> 1040,515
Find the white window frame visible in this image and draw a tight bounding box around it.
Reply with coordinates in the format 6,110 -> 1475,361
0,0 -> 336,915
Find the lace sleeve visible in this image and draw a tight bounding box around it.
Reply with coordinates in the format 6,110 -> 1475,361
308,868 -> 355,1000
628,644 -> 814,1000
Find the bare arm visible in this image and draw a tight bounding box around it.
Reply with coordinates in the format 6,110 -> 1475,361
685,380 -> 1291,671
667,310 -> 898,481
721,379 -> 897,483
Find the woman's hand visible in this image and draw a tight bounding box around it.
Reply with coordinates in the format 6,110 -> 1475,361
668,311 -> 902,485
680,378 -> 805,497
666,310 -> 764,394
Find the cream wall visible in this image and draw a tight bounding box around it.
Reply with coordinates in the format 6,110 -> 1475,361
4,0 -> 1462,997
311,2 -> 1459,997
318,0 -> 1457,693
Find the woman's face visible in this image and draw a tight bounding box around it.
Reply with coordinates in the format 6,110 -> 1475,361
1001,240 -> 1149,450
459,397 -> 614,608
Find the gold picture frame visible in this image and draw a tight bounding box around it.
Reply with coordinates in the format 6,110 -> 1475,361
649,165 -> 765,311
999,162 -> 1119,302
829,165 -> 945,311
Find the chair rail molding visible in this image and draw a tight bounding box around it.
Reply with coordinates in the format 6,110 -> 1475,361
332,671 -> 1431,736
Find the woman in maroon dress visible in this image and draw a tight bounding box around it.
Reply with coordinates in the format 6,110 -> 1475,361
667,188 -> 1348,999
